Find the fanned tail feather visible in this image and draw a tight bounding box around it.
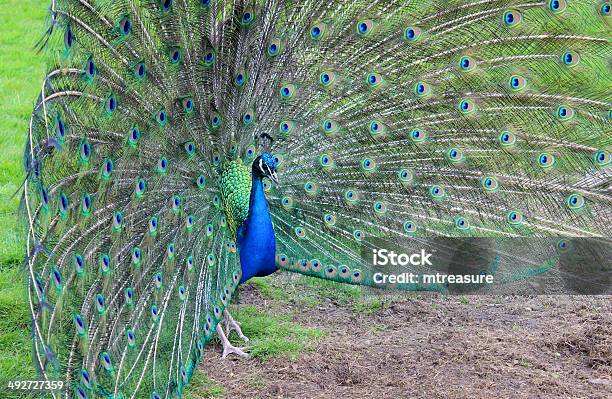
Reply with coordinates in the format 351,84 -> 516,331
22,0 -> 611,398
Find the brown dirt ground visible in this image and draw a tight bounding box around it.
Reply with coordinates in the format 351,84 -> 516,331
201,274 -> 611,399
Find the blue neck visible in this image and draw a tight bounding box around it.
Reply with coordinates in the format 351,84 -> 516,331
236,172 -> 277,284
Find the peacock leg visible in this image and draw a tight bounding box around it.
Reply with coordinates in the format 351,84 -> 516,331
223,309 -> 249,343
216,324 -> 249,359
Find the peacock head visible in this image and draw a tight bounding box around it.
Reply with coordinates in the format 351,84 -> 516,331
253,152 -> 279,184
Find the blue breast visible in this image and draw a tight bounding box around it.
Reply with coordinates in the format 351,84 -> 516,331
236,175 -> 277,284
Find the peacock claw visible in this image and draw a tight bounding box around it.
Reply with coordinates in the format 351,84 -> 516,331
223,309 -> 249,343
216,324 -> 250,359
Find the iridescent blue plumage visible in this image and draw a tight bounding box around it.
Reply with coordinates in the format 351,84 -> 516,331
237,161 -> 277,284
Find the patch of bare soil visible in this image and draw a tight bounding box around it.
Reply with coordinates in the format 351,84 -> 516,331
201,274 -> 611,399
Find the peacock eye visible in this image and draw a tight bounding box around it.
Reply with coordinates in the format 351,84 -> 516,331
404,221 -> 417,233
455,217 -> 469,229
170,48 -> 181,63
566,193 -> 585,209
562,51 -> 580,67
81,193 -> 92,212
481,176 -> 499,191
119,16 -> 132,36
105,94 -> 117,114
538,152 -> 555,168
366,73 -> 382,87
55,117 -> 66,138
361,158 -> 376,172
157,109 -> 167,125
161,0 -> 173,12
507,211 -> 524,225
447,148 -> 464,162
356,20 -> 373,36
499,130 -> 516,146
134,62 -> 146,79
594,150 -> 610,166
59,192 -> 69,212
279,120 -> 295,135
459,98 -> 476,114
556,105 -> 575,120
414,81 -> 431,96
279,84 -> 296,99
320,71 -> 336,86
241,8 -> 255,25
397,169 -> 416,188
373,201 -> 386,214
64,26 -> 74,48
184,142 -> 195,158
243,110 -> 254,125
267,38 -> 282,57
502,10 -> 522,26
149,216 -> 158,234
410,128 -> 428,143
404,26 -> 422,41
182,98 -> 193,112
204,50 -> 215,67
79,140 -> 91,162
310,22 -> 327,40
320,154 -> 332,167
320,118 -> 340,136
211,114 -> 222,128
41,187 -> 50,208
235,71 -> 247,87
549,0 -> 567,13
459,56 -> 476,71
172,195 -> 181,208
128,126 -> 140,145
135,177 -> 146,195
430,185 -> 445,198
509,75 -> 527,91
85,57 -> 96,79
369,120 -> 384,137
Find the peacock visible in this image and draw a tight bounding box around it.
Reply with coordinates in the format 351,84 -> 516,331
22,0 -> 611,397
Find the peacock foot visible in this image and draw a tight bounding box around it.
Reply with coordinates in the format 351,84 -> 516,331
216,324 -> 249,359
223,309 -> 249,343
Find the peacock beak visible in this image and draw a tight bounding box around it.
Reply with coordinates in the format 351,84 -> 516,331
269,171 -> 279,184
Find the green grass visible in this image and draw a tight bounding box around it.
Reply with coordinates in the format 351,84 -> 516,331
0,1 -> 48,397
184,373 -> 225,399
230,305 -> 327,360
296,276 -> 363,304
247,277 -> 287,301
249,274 -> 405,316
248,274 -> 363,308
